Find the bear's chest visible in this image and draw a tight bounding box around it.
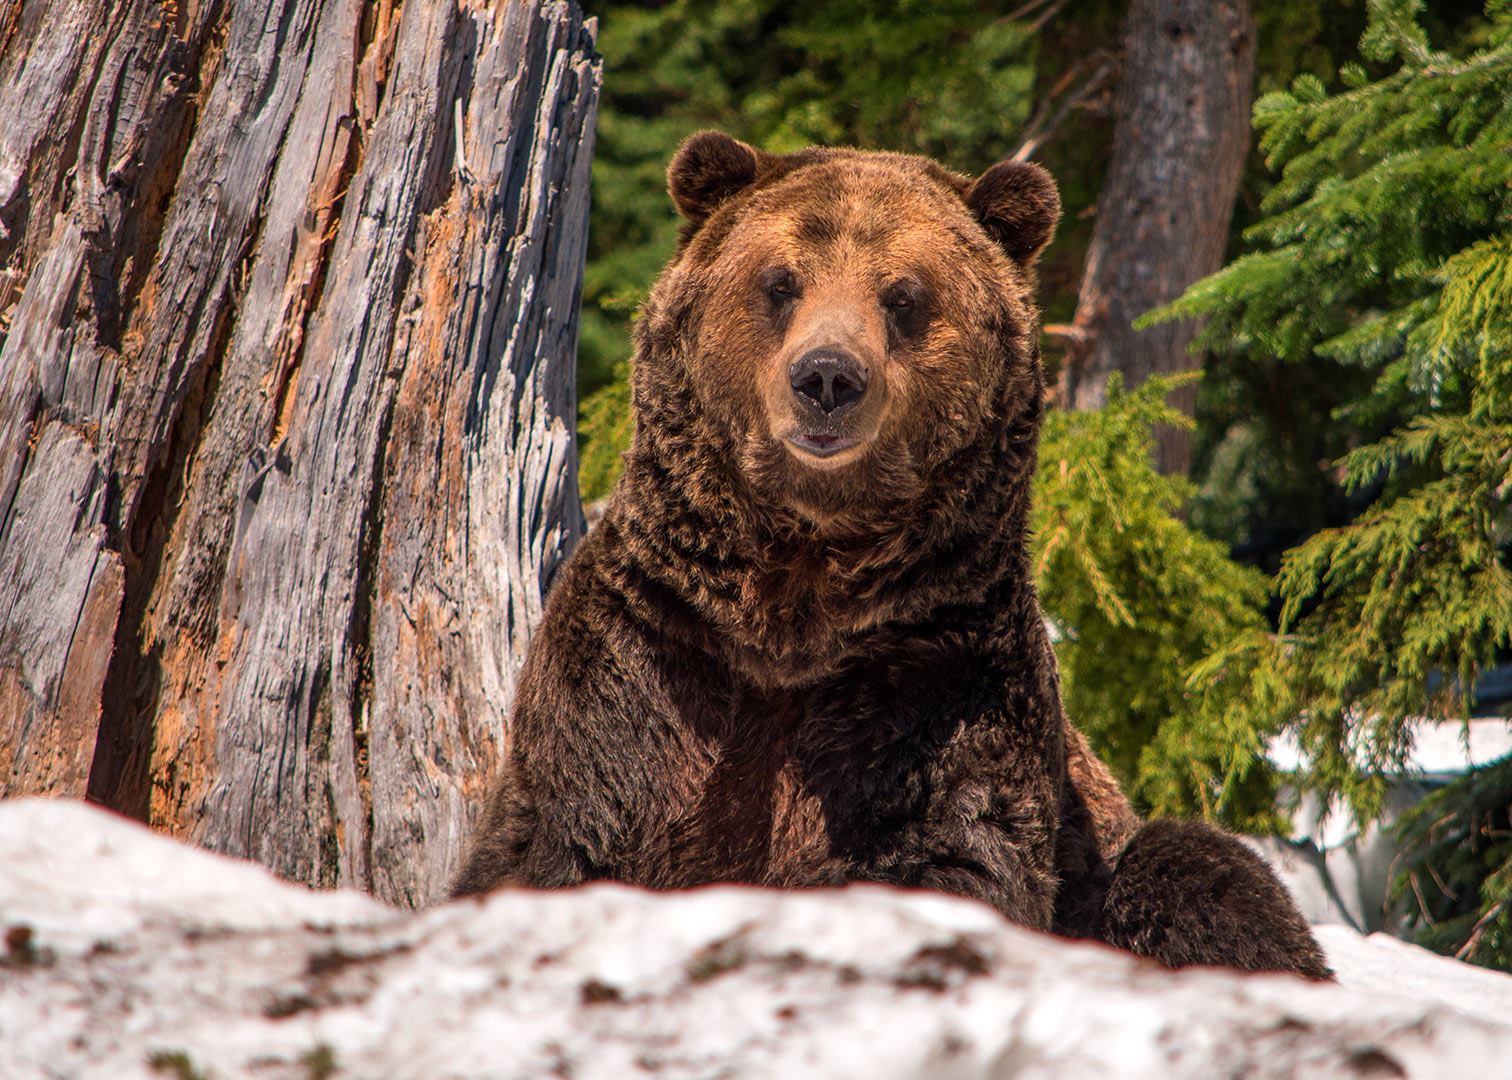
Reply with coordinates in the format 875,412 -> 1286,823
652,692 -> 833,888
647,669 -> 987,888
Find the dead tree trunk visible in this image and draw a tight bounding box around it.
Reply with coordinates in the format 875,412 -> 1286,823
0,0 -> 599,906
1060,0 -> 1254,475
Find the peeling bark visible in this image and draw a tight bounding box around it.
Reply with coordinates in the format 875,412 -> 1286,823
1060,0 -> 1255,476
0,0 -> 599,906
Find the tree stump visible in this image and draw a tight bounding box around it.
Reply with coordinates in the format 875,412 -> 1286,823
0,0 -> 600,906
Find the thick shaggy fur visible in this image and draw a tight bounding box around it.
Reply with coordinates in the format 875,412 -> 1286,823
454,134 -> 1329,981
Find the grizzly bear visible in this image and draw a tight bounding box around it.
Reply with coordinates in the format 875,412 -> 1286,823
453,131 -> 1329,980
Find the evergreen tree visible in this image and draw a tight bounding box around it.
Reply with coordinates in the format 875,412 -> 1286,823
1148,0 -> 1512,967
1034,375 -> 1282,829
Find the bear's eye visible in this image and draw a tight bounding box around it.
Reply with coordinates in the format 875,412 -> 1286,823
881,282 -> 921,312
760,268 -> 800,304
880,281 -> 931,344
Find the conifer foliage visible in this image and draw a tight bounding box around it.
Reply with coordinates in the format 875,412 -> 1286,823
1033,375 -> 1282,831
1149,0 -> 1512,967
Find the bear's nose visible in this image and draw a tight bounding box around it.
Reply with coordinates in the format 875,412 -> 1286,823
789,350 -> 869,416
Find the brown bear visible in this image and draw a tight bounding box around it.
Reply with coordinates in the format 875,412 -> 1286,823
453,131 -> 1329,980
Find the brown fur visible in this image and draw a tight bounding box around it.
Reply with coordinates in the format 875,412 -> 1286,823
454,133 -> 1329,981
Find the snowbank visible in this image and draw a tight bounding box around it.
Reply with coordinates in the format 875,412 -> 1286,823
2,798 -> 1509,1079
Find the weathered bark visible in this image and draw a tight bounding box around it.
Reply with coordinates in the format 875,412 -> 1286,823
1060,0 -> 1255,475
0,0 -> 599,906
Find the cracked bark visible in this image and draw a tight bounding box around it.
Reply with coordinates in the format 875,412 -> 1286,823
0,0 -> 599,906
1059,0 -> 1255,476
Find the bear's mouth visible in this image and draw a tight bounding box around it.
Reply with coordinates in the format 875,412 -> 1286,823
787,433 -> 861,459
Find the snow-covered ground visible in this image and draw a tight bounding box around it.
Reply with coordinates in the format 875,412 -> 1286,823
3,798 -> 1510,1079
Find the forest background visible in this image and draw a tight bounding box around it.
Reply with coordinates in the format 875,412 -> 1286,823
572,0 -> 1512,969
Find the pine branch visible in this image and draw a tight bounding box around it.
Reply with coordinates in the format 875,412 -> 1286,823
1457,899 -> 1510,962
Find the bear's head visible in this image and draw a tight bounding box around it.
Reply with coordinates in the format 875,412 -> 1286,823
630,131 -> 1060,535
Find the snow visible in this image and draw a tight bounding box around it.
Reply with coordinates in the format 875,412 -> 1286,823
1268,718 -> 1512,779
1259,719 -> 1512,938
3,797 -> 1512,1079
1316,925 -> 1512,1029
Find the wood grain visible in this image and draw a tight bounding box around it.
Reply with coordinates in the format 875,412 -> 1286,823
0,0 -> 598,906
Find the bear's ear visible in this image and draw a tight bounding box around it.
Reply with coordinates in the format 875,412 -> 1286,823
668,130 -> 763,225
964,160 -> 1062,266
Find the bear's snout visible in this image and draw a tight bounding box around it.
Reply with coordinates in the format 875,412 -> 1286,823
789,349 -> 869,417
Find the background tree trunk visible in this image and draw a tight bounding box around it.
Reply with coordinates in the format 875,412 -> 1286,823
1060,0 -> 1254,476
0,0 -> 599,906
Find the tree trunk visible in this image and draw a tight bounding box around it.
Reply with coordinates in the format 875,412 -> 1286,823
1060,0 -> 1254,476
0,0 -> 599,907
